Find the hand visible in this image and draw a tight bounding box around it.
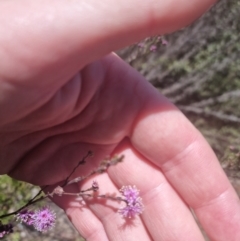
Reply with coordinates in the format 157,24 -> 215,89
1,0 -> 239,240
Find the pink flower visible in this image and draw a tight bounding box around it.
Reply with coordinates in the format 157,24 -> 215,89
161,38 -> 168,45
120,185 -> 139,203
137,42 -> 145,48
118,185 -> 144,218
33,207 -> 56,232
16,209 -> 35,225
150,45 -> 157,52
118,197 -> 144,218
0,223 -> 13,238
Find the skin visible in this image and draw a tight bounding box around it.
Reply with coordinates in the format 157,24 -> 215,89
0,0 -> 240,240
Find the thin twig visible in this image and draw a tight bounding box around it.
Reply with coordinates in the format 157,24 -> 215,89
62,151 -> 93,187
0,153 -> 124,220
0,194 -> 49,219
179,105 -> 240,123
66,155 -> 124,186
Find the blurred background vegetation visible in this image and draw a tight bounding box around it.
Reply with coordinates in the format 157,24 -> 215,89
1,0 -> 239,240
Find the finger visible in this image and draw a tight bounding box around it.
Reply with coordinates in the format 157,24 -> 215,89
108,139 -> 205,241
51,183 -> 110,241
130,86 -> 240,240
80,173 -> 152,241
0,0 -> 216,127
0,0 -> 216,82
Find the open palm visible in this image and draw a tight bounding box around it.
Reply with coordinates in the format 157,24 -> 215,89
0,0 -> 239,240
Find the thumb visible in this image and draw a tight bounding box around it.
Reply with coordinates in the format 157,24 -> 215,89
0,0 -> 216,125
0,0 -> 216,82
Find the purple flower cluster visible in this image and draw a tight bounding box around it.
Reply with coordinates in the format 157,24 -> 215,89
0,155 -> 145,239
33,207 -> 56,232
16,206 -> 55,232
0,223 -> 13,238
16,209 -> 35,225
137,36 -> 168,53
118,185 -> 144,218
150,45 -> 157,52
